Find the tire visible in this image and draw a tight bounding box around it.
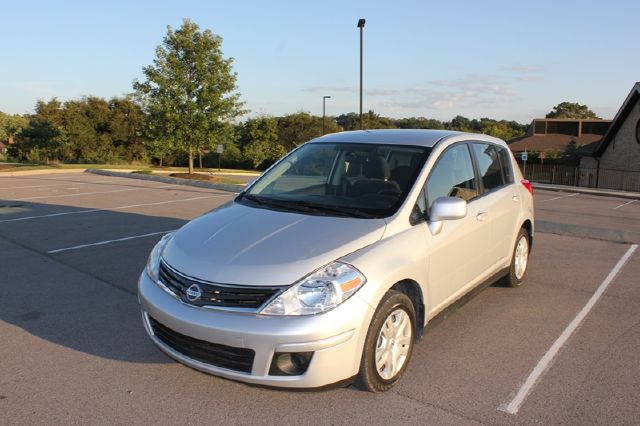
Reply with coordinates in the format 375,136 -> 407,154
356,290 -> 416,392
503,228 -> 530,287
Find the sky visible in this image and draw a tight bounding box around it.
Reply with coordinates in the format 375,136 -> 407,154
1,0 -> 639,123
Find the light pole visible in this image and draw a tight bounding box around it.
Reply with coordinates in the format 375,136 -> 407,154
357,18 -> 365,130
322,95 -> 331,135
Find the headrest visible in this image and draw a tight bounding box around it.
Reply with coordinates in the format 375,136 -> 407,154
365,155 -> 390,180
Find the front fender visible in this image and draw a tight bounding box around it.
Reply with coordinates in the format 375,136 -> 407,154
342,225 -> 429,327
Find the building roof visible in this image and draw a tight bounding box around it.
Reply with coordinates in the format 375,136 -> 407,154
507,133 -> 603,153
592,82 -> 640,157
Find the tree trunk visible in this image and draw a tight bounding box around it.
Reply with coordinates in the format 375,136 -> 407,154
199,149 -> 203,169
159,157 -> 163,167
188,147 -> 194,174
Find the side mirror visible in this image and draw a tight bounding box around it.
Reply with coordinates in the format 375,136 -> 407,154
428,196 -> 467,235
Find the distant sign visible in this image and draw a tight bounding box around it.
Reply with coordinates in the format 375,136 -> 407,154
216,144 -> 224,154
521,151 -> 528,162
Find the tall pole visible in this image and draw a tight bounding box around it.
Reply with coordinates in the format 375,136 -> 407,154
357,18 -> 366,130
322,95 -> 331,135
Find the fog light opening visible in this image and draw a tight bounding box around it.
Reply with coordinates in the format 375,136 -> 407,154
269,352 -> 313,376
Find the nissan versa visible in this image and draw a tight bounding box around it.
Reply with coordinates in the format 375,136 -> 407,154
138,129 -> 534,392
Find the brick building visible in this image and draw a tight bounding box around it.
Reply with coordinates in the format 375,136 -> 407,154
580,82 -> 640,190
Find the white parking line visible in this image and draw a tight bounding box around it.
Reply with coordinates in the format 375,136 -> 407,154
48,230 -> 177,254
538,193 -> 579,202
499,243 -> 638,415
13,184 -> 177,201
613,200 -> 637,210
0,194 -> 231,223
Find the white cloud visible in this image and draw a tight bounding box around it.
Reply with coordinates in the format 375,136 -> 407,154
304,85 -> 398,96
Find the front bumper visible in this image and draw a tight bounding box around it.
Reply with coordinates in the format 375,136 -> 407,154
138,271 -> 374,388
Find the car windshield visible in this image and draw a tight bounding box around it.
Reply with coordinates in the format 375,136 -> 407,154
237,142 -> 431,218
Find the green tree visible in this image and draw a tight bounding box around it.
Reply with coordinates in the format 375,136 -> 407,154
562,139 -> 583,166
134,19 -> 245,174
480,119 -> 526,140
277,112 -> 340,150
108,96 -> 148,161
12,99 -> 68,163
239,116 -> 286,169
546,102 -> 599,119
0,112 -> 29,144
394,117 -> 445,129
335,110 -> 395,131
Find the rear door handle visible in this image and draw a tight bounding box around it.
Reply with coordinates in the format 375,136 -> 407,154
476,211 -> 487,221
512,194 -> 519,202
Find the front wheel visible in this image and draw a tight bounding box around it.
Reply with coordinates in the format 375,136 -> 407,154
503,228 -> 530,287
356,290 -> 416,392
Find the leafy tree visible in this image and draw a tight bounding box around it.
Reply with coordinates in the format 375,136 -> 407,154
394,117 -> 445,129
134,19 -> 245,174
448,115 -> 472,131
12,99 -> 68,162
108,96 -> 148,161
562,139 -> 583,166
335,110 -> 395,131
0,112 -> 29,144
239,117 -> 286,169
542,148 -> 561,164
277,112 -> 340,150
546,102 -> 599,119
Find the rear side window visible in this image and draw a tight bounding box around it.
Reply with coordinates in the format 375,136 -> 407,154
497,146 -> 514,184
426,144 -> 478,210
472,143 -> 505,192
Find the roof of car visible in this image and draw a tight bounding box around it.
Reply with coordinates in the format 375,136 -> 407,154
309,129 -> 491,147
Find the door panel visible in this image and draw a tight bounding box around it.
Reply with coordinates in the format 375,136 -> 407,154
424,195 -> 494,313
421,143 -> 494,314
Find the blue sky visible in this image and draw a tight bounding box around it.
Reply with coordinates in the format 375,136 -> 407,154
1,0 -> 638,123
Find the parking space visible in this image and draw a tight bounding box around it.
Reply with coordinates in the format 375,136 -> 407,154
1,173 -> 639,424
534,189 -> 640,241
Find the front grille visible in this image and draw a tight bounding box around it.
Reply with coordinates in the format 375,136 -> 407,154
149,316 -> 255,373
159,260 -> 283,309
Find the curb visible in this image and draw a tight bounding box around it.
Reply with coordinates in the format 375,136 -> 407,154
536,220 -> 639,244
532,183 -> 640,200
86,169 -> 244,194
0,168 -> 88,177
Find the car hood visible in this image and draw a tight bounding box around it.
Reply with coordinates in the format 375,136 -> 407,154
162,201 -> 386,286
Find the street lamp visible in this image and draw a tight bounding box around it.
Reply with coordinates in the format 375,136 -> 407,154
322,95 -> 331,135
357,18 -> 366,130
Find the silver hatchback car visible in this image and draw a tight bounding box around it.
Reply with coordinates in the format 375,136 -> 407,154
138,129 -> 534,392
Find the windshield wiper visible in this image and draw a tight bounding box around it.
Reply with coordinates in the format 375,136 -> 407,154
272,199 -> 376,219
239,194 -> 376,218
238,193 -> 266,205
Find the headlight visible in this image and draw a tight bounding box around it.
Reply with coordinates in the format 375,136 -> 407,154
260,262 -> 366,316
145,232 -> 174,282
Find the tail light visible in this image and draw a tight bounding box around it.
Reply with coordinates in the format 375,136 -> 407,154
521,179 -> 533,195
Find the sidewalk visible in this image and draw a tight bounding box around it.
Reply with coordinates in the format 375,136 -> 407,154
532,183 -> 640,200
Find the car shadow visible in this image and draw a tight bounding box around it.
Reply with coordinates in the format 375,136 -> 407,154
0,198 -> 225,365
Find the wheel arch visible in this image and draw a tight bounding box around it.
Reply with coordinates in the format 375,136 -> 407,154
522,219 -> 533,250
390,279 -> 425,341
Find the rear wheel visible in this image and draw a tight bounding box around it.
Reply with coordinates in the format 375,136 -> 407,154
356,290 -> 415,392
504,228 -> 530,287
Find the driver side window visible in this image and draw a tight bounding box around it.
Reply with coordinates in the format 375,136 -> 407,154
425,144 -> 478,211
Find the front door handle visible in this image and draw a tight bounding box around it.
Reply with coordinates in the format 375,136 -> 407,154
476,211 -> 487,221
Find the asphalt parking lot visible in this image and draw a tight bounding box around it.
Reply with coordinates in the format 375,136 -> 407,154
1,173 -> 638,425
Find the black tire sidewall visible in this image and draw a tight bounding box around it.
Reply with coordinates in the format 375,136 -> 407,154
358,290 -> 416,392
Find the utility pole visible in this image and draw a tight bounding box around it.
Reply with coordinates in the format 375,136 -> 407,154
357,18 -> 366,130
